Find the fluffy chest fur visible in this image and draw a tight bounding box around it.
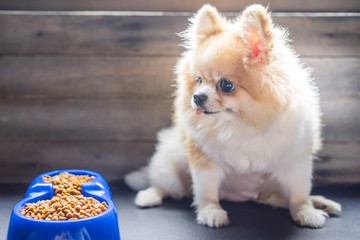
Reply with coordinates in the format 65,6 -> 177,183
182,107 -> 303,174
198,123 -> 281,173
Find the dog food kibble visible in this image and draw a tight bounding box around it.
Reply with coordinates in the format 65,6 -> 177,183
42,172 -> 95,195
20,172 -> 108,220
20,194 -> 108,220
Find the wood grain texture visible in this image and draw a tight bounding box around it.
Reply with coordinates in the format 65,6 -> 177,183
0,15 -> 186,56
303,58 -> 360,100
0,141 -> 155,183
0,0 -> 359,11
0,14 -> 359,56
322,100 -> 360,142
0,56 -> 177,100
315,143 -> 360,184
0,99 -> 173,141
0,99 -> 358,142
0,142 -> 358,184
0,56 -> 358,100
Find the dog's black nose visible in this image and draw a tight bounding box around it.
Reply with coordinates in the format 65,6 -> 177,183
193,94 -> 208,107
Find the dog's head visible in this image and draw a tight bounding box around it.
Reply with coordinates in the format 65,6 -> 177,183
177,4 -> 291,130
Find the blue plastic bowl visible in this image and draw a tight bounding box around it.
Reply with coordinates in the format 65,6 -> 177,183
7,169 -> 121,240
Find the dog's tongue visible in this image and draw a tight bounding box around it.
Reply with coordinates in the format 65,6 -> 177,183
196,108 -> 205,115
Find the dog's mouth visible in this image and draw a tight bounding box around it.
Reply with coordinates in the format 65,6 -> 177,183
195,108 -> 234,115
204,111 -> 220,115
196,108 -> 220,115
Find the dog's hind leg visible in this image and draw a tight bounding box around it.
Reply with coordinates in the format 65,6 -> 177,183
310,195 -> 342,214
131,127 -> 191,208
255,178 -> 341,215
256,191 -> 342,215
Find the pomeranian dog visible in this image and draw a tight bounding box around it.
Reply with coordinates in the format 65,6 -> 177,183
125,4 -> 341,228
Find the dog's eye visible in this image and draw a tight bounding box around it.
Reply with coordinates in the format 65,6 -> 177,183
197,77 -> 202,86
220,78 -> 234,93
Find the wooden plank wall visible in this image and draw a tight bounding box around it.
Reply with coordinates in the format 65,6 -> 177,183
0,1 -> 359,184
0,0 -> 359,11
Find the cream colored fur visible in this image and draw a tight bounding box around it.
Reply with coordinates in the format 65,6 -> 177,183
125,4 -> 341,228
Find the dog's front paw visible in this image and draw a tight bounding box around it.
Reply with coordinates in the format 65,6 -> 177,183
293,205 -> 328,228
135,187 -> 163,208
197,204 -> 229,228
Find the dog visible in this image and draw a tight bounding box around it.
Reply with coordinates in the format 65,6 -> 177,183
125,4 -> 341,228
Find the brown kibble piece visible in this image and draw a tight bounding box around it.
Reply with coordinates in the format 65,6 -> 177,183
20,172 -> 106,220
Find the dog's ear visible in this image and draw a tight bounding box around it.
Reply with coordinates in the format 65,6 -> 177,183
239,4 -> 274,65
180,4 -> 225,48
193,4 -> 224,42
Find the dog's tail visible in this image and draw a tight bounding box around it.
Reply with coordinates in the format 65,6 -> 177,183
124,166 -> 150,191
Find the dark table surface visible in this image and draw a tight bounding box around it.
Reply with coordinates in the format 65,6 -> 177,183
1,183 -> 359,240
